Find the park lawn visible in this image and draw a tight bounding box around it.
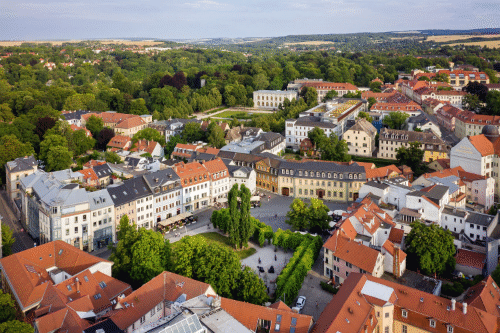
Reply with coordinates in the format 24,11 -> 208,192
176,232 -> 257,260
213,111 -> 257,119
205,106 -> 228,114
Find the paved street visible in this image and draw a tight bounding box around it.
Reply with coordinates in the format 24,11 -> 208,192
251,190 -> 349,232
0,190 -> 35,254
426,112 -> 459,146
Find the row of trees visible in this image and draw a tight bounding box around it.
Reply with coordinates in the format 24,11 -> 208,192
109,214 -> 268,305
272,229 -> 323,305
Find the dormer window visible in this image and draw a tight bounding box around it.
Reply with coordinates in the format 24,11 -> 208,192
402,309 -> 407,318
316,172 -> 320,177
447,325 -> 453,333
328,173 -> 331,178
430,319 -> 436,328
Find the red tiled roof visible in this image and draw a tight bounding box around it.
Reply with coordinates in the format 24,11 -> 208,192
301,81 -> 358,91
323,231 -> 381,273
83,160 -> 106,169
463,276 -> 500,317
382,240 -> 407,263
469,135 -> 495,156
0,241 -> 111,311
110,271 -> 212,330
365,165 -> 402,180
455,249 -> 486,270
388,228 -> 404,244
115,116 -> 145,129
220,297 -> 313,333
202,158 -> 228,179
174,162 -> 211,187
78,168 -> 98,182
107,135 -> 131,149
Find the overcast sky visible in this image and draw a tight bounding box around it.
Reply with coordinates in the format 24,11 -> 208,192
1,0 -> 499,40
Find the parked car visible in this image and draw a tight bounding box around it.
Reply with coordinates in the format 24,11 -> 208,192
295,296 -> 306,310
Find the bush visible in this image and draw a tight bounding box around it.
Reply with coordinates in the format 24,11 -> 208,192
441,282 -> 464,297
320,281 -> 338,294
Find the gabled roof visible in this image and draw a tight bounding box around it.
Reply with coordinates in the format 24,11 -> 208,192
323,231 -> 381,273
469,135 -> 495,156
78,168 -> 98,182
107,135 -> 131,149
93,163 -> 113,179
463,276 -> 500,318
202,158 -> 229,177
388,228 -> 404,245
115,116 -> 145,129
110,271 -> 212,330
220,297 -> 313,333
0,241 -> 111,311
365,165 -> 402,180
6,155 -> 38,173
455,249 -> 486,270
382,240 -> 407,263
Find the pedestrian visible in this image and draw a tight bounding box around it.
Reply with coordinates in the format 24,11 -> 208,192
258,257 -> 261,264
274,254 -> 277,261
316,301 -> 318,308
267,286 -> 270,293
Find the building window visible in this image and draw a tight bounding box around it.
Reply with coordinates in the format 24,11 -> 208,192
402,309 -> 407,318
402,325 -> 407,333
385,312 -> 389,318
140,316 -> 146,324
447,326 -> 453,333
430,320 -> 436,328
385,327 -> 389,333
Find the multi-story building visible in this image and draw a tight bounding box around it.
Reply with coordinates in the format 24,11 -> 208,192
438,69 -> 490,88
143,168 -> 183,226
226,164 -> 257,194
451,125 -> 500,199
87,190 -> 115,251
253,90 -> 298,109
220,132 -> 285,156
407,112 -> 442,137
454,110 -> 500,139
436,104 -> 462,132
174,161 -> 211,212
148,118 -> 202,142
287,79 -> 358,102
0,241 -> 132,325
81,111 -> 150,137
314,273 -> 500,333
202,158 -> 230,203
277,160 -> 366,201
5,155 -> 38,208
343,118 -> 377,157
285,99 -> 365,150
127,177 -> 154,230
20,171 -> 113,251
61,109 -> 94,127
108,182 -> 137,227
256,156 -> 282,193
412,86 -> 466,107
377,128 -> 448,162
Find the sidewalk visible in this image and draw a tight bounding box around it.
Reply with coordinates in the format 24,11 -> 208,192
164,222 -> 214,243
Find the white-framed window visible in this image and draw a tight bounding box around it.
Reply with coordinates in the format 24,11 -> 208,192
430,319 -> 436,328
402,309 -> 407,318
447,326 -> 453,333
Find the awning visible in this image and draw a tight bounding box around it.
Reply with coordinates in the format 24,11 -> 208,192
218,198 -> 228,204
158,212 -> 193,227
334,210 -> 347,216
250,196 -> 261,202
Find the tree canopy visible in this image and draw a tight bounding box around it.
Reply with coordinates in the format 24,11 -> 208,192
132,127 -> 166,146
85,115 -> 104,137
405,221 -> 456,277
396,141 -> 427,176
383,111 -> 409,130
286,198 -> 330,232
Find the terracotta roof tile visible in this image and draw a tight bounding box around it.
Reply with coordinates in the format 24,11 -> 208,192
115,116 -> 145,129
469,135 -> 495,156
220,297 -> 313,333
455,249 -> 486,270
202,158 -> 229,179
365,165 -> 402,180
388,228 -> 404,244
382,240 -> 407,263
78,168 -> 99,182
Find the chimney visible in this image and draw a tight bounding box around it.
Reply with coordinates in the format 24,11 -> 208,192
463,302 -> 467,314
75,277 -> 80,293
451,298 -> 456,311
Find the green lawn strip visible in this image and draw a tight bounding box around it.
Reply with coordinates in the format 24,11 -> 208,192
173,232 -> 256,259
351,155 -> 398,167
205,106 -> 228,114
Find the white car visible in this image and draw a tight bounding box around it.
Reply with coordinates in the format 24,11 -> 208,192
296,296 -> 306,310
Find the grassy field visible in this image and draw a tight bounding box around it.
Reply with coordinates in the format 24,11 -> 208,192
426,34 -> 500,43
205,106 -> 228,115
352,156 -> 397,168
447,40 -> 500,48
174,232 -> 257,260
213,110 -> 259,119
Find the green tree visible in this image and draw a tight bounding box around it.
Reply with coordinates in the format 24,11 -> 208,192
485,90 -> 500,116
358,111 -> 373,122
164,134 -> 186,157
405,221 -> 456,277
85,115 -> 104,137
320,133 -> 351,162
132,128 -> 166,146
0,320 -> 34,333
46,146 -> 73,172
462,94 -> 481,111
1,225 -> 15,257
396,141 -> 427,176
0,289 -> 16,322
286,199 -> 309,230
367,97 -> 377,110
234,267 -> 269,304
0,135 -> 34,184
308,198 -> 330,232
492,264 -> 500,287
228,184 -> 241,248
72,130 -> 95,156
129,229 -> 173,285
253,73 -> 269,90
97,127 -> 115,150
105,151 -> 123,164
383,111 -> 409,130
181,122 -> 204,143
238,184 -> 253,248
300,87 -> 318,107
322,89 -> 338,102
0,104 -> 15,122
207,122 -> 226,149
307,127 -> 327,148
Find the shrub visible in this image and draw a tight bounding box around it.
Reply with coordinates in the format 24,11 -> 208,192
320,281 -> 338,294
